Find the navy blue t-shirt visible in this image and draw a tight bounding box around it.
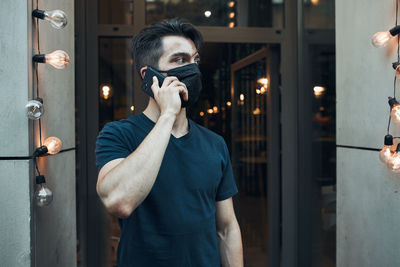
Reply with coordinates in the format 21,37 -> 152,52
95,113 -> 238,267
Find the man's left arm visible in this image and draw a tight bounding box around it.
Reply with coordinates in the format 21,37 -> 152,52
216,197 -> 243,267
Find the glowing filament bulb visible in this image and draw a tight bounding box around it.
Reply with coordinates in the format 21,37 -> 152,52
257,77 -> 269,87
32,9 -> 68,29
389,97 -> 400,123
43,137 -> 63,155
226,101 -> 232,107
387,144 -> 400,173
33,50 -> 70,69
228,1 -> 235,8
371,26 -> 400,48
379,135 -> 394,163
229,12 -> 235,19
229,22 -> 235,28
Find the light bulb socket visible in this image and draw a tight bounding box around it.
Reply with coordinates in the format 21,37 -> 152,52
384,134 -> 394,146
34,146 -> 48,157
35,97 -> 44,104
36,175 -> 46,184
388,97 -> 399,108
395,143 -> 400,153
32,9 -> 46,20
33,54 -> 46,63
389,25 -> 400,36
393,62 -> 400,70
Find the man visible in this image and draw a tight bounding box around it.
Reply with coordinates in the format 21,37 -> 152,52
95,19 -> 243,267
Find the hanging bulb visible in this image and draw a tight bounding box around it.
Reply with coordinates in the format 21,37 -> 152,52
35,175 -> 53,207
26,98 -> 44,120
379,135 -> 394,163
33,136 -> 63,157
389,97 -> 400,123
371,25 -> 400,48
33,50 -> 70,69
32,9 -> 68,29
387,144 -> 400,173
43,137 -> 63,155
392,62 -> 400,79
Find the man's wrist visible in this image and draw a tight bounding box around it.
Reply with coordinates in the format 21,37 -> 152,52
158,112 -> 177,126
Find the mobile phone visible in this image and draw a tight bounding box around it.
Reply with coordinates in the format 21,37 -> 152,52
141,67 -> 165,98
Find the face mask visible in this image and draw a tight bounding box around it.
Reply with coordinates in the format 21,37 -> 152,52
141,63 -> 202,108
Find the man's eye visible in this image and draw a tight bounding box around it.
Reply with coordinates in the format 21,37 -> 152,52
175,57 -> 184,63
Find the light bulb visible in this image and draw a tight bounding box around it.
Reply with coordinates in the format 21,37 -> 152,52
33,50 -> 70,69
101,85 -> 112,100
43,137 -> 63,155
35,175 -> 53,207
32,9 -> 68,29
387,144 -> 400,173
371,26 -> 400,48
379,135 -> 394,163
26,98 -> 44,120
204,11 -> 211,18
392,62 -> 400,79
389,97 -> 400,123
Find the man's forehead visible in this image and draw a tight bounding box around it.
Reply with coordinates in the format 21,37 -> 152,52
161,36 -> 198,57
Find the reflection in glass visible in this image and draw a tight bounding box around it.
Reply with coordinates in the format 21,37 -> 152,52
189,43 -> 281,266
310,44 -> 336,267
99,0 -> 134,24
146,0 -> 284,28
99,38 -> 134,131
304,0 -> 335,29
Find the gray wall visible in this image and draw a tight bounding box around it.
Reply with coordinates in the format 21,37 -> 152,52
336,0 -> 400,266
0,0 -> 76,266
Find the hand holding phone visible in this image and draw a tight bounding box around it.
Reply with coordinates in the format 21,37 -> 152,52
141,67 -> 165,98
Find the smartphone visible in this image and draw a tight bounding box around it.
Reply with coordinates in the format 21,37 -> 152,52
141,67 -> 165,98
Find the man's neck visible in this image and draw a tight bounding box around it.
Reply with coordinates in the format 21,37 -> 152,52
143,98 -> 189,138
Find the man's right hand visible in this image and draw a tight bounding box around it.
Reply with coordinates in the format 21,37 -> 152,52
151,76 -> 189,116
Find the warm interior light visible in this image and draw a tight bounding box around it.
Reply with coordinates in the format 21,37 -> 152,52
253,108 -> 261,115
311,0 -> 319,5
229,12 -> 235,19
228,1 -> 235,8
387,144 -> 400,172
43,136 -> 63,155
130,105 -> 135,111
256,89 -> 261,94
313,86 -> 326,97
239,94 -> 245,101
260,86 -> 266,94
207,108 -> 214,114
200,111 -> 205,117
257,77 -> 269,87
101,85 -> 112,100
204,10 -> 211,17
229,22 -> 235,28
226,101 -> 232,107
213,106 -> 219,113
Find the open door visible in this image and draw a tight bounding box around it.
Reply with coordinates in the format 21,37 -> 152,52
230,46 -> 281,266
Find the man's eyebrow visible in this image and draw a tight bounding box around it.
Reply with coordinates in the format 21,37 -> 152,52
169,51 -> 200,58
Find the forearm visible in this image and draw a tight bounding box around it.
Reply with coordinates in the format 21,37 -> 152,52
97,113 -> 176,217
218,220 -> 244,267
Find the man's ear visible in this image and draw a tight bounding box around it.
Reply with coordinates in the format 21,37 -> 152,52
140,66 -> 148,79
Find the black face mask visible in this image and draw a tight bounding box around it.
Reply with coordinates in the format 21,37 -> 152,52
141,63 -> 202,108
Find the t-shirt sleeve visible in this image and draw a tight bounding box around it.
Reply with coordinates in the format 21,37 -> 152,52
95,122 -> 132,173
216,138 -> 238,201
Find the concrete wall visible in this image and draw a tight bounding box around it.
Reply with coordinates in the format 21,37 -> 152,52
336,0 -> 400,266
0,0 -> 76,266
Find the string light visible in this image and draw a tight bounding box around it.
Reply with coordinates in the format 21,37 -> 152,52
371,25 -> 400,48
35,175 -> 53,207
379,135 -> 394,163
33,50 -> 70,69
32,9 -> 68,29
26,98 -> 44,120
204,11 -> 211,18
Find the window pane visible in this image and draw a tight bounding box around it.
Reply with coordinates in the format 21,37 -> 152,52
99,38 -> 134,130
99,0 -> 134,24
146,0 -> 283,28
304,0 -> 335,29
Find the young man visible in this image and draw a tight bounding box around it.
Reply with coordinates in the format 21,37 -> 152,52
95,19 -> 243,267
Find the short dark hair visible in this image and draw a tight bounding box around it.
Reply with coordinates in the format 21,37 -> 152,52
132,19 -> 203,74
